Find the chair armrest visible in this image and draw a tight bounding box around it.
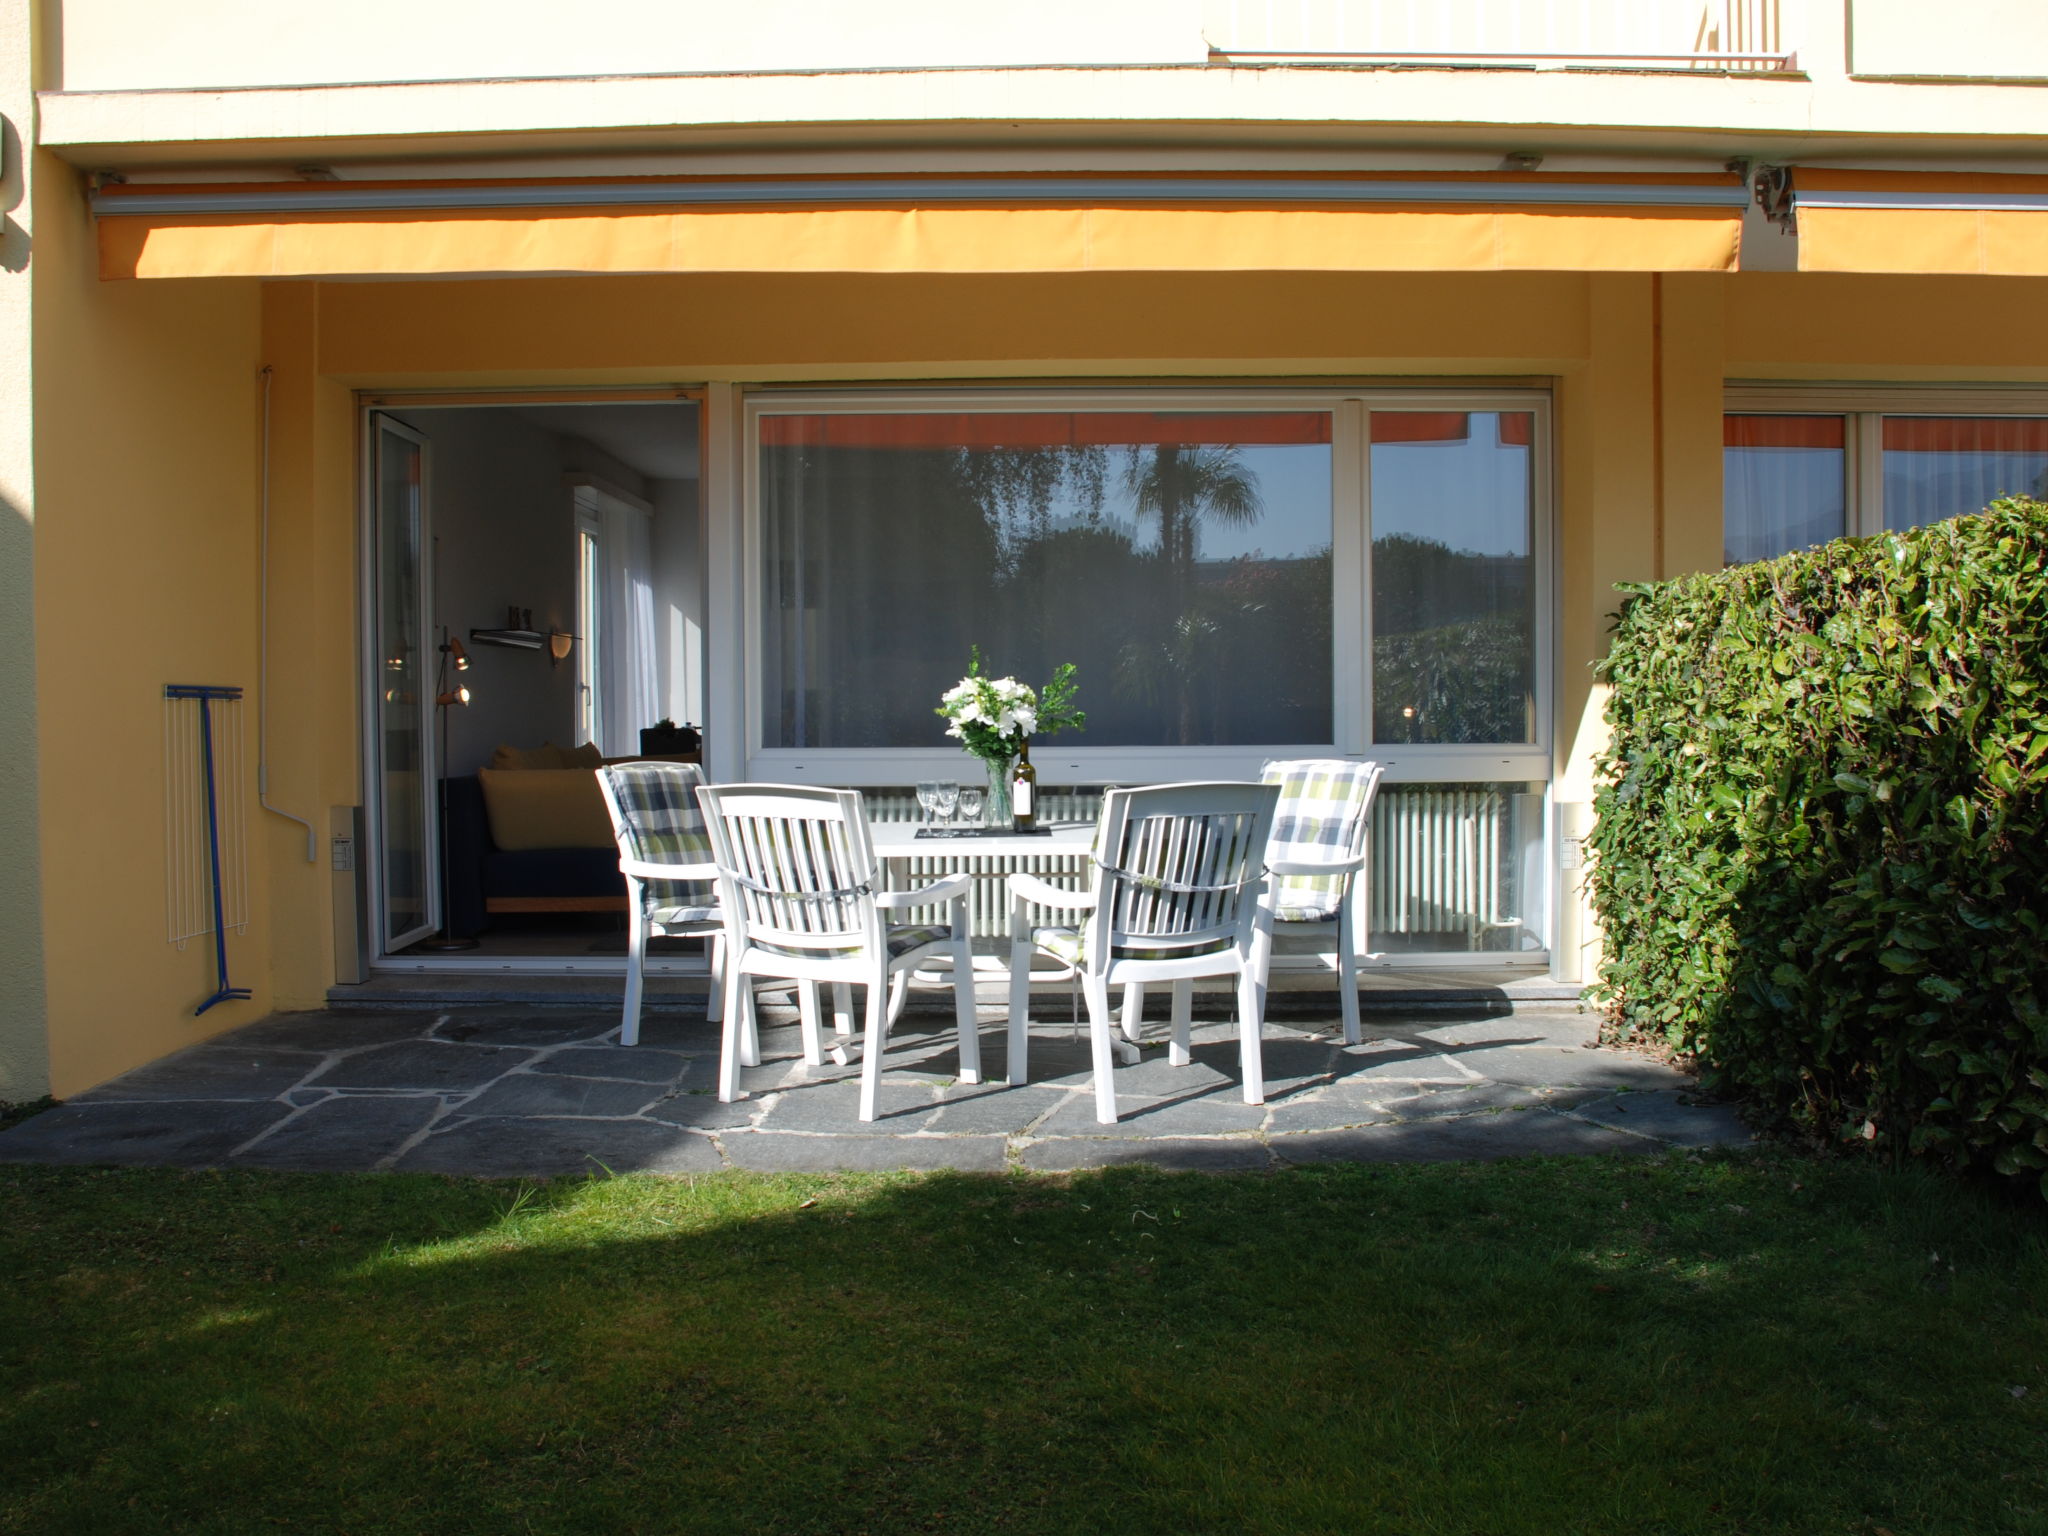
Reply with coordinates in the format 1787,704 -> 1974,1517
1266,853 -> 1367,878
618,856 -> 719,883
877,871 -> 973,909
1007,871 -> 1096,909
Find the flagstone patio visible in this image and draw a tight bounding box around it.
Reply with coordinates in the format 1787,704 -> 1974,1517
0,1001 -> 1750,1176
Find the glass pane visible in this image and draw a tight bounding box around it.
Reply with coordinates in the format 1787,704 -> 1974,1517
1370,412 -> 1535,744
759,412 -> 1334,748
1724,414 -> 1846,564
1361,781 -> 1547,956
1883,416 -> 2048,532
373,423 -> 431,948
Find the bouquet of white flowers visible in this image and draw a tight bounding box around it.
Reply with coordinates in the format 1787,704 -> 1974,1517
936,648 -> 1084,766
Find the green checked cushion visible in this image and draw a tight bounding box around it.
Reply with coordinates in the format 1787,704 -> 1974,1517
646,903 -> 721,930
1030,927 -> 1231,966
1261,759 -> 1378,923
599,762 -> 716,918
754,924 -> 952,961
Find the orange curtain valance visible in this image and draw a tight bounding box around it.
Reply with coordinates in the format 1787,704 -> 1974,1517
93,173 -> 1746,282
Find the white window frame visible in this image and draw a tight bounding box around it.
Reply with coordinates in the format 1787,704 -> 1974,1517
574,506 -> 604,750
1726,384 -> 2048,541
734,385 -> 1552,789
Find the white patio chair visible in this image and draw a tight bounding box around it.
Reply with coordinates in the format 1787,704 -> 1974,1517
596,761 -> 730,1051
1005,781 -> 1279,1125
1260,758 -> 1385,1047
697,784 -> 981,1123
1104,760 -> 1385,1052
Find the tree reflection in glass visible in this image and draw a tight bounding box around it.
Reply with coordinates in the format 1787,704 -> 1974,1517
1369,413 -> 1536,745
758,413 -> 1334,749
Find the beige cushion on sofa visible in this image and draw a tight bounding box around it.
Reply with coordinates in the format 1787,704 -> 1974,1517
477,767 -> 616,851
489,742 -> 567,772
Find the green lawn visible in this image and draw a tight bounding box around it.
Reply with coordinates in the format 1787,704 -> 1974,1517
2,1151 -> 2044,1535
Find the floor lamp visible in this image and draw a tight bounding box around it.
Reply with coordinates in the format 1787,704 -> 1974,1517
416,628 -> 480,952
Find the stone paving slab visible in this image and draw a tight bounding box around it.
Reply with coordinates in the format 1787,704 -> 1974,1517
0,1003 -> 1751,1177
232,1096 -> 446,1172
397,1117 -> 723,1177
68,1047 -> 326,1103
0,1100 -> 294,1166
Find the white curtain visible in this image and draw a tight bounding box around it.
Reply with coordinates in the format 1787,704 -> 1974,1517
598,496 -> 661,758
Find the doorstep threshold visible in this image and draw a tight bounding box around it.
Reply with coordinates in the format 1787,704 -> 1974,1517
328,966 -> 1579,1012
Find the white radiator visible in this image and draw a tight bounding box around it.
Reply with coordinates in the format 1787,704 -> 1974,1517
866,785 -> 1521,947
1368,786 -> 1512,942
867,788 -> 1099,938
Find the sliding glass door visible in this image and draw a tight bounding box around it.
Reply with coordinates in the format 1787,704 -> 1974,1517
367,415 -> 438,952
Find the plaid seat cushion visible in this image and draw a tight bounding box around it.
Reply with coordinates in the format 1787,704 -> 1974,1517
1261,759 -> 1380,924
753,923 -> 953,961
1030,927 -> 1231,966
647,903 -> 721,930
598,762 -> 716,919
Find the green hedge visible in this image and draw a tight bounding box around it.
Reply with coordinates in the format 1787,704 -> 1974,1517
1589,498 -> 2048,1189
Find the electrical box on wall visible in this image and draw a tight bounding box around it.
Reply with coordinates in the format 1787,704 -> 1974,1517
330,805 -> 368,985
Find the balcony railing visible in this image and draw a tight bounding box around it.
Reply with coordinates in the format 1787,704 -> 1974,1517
1203,0 -> 1799,72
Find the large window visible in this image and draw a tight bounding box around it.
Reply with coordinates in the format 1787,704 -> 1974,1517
759,409 -> 1337,751
1370,411 -> 1536,745
1725,391 -> 2048,564
746,390 -> 1549,786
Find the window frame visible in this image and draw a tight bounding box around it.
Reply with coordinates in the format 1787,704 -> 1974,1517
737,385 -> 1553,788
1725,384 -> 2048,549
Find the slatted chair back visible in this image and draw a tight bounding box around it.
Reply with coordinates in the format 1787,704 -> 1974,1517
1259,758 -> 1385,922
1085,782 -> 1279,968
595,761 -> 713,917
696,784 -> 882,959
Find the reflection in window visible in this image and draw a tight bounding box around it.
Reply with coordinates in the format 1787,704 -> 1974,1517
1370,412 -> 1535,745
1884,417 -> 2048,532
759,413 -> 1334,748
1724,414 -> 1846,564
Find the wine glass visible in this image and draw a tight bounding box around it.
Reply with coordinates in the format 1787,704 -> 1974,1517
932,780 -> 960,828
915,780 -> 940,827
956,784 -> 985,827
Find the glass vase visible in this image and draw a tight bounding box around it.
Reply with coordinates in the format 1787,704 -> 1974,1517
982,754 -> 1013,828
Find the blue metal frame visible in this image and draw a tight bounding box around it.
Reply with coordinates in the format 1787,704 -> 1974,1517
165,684 -> 253,1015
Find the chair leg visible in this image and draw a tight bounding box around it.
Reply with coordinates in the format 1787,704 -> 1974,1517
1169,979 -> 1194,1067
1083,972 -> 1120,1125
1236,966 -> 1267,1107
1337,904 -> 1362,1047
858,974 -> 888,1123
797,981 -> 825,1067
1119,982 -> 1145,1044
620,914 -> 647,1047
1007,939 -> 1033,1086
717,965 -> 748,1103
739,982 -> 761,1068
706,932 -> 726,1023
885,969 -> 912,1030
831,982 -> 854,1036
951,924 -> 983,1086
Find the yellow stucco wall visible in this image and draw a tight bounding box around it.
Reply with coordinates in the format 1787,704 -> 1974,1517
33,252 -> 2048,1092
32,155 -> 268,1096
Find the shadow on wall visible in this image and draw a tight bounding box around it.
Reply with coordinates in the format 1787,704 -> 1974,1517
0,490 -> 48,1101
0,115 -> 25,273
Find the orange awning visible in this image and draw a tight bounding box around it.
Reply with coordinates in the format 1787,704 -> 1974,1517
92,172 -> 1746,281
1794,170 -> 2048,276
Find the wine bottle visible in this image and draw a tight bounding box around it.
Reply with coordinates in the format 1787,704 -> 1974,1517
1011,740 -> 1038,832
